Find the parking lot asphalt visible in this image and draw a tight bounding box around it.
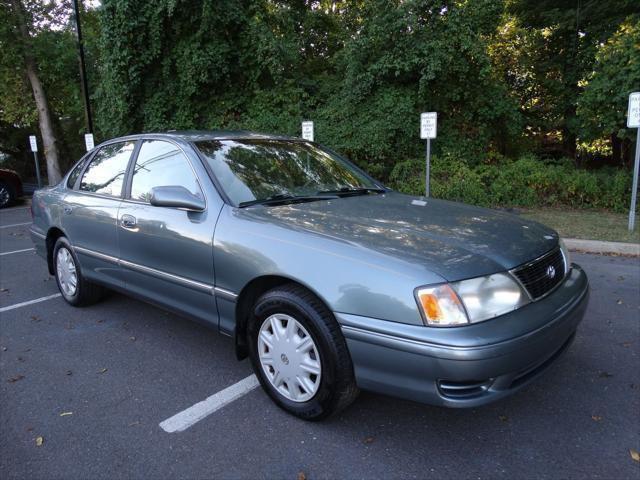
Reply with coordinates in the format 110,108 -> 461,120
1,203 -> 639,480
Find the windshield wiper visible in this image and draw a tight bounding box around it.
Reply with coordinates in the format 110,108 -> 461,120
238,193 -> 338,208
317,187 -> 386,197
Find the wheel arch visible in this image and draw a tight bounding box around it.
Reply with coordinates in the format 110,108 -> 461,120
45,226 -> 68,275
233,274 -> 335,360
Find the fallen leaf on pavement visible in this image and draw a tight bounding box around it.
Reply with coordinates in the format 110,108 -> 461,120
0,288 -> 8,293
363,437 -> 375,444
499,415 -> 509,422
129,336 -> 136,342
128,421 -> 140,427
1,346 -> 7,351
35,436 -> 43,447
297,472 -> 306,480
7,375 -> 24,383
630,449 -> 640,462
591,415 -> 602,421
598,371 -> 614,378
621,342 -> 632,348
97,368 -> 108,374
59,412 -> 73,417
65,370 -> 72,376
617,299 -> 623,305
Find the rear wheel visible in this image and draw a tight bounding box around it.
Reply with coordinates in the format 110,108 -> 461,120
53,237 -> 105,306
0,181 -> 16,208
248,283 -> 359,420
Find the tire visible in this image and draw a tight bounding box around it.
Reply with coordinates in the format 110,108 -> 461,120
0,181 -> 16,208
248,283 -> 359,420
53,237 -> 105,306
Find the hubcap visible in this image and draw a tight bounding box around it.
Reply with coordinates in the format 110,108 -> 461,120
258,313 -> 322,403
56,247 -> 78,297
0,186 -> 9,207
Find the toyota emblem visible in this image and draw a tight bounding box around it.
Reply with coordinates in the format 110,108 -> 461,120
546,265 -> 556,279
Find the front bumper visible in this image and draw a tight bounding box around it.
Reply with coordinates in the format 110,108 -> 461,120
338,264 -> 589,407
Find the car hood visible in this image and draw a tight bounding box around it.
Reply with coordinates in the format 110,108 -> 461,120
241,192 -> 559,281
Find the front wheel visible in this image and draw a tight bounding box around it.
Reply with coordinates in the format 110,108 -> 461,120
53,237 -> 106,306
248,284 -> 359,420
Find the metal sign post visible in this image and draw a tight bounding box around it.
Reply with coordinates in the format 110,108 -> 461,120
420,112 -> 437,197
627,92 -> 640,231
29,135 -> 42,188
301,121 -> 314,142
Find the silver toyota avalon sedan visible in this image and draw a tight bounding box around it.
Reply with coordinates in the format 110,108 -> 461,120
30,131 -> 589,420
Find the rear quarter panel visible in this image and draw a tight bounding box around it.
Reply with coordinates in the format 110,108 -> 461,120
31,186 -> 66,237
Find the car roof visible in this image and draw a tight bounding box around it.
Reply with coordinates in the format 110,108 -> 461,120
109,130 -> 304,144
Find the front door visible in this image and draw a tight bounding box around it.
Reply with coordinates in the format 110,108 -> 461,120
117,139 -> 221,326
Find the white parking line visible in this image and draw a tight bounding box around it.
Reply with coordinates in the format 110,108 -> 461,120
0,248 -> 35,256
0,222 -> 31,229
159,374 -> 260,433
0,205 -> 30,212
0,293 -> 62,313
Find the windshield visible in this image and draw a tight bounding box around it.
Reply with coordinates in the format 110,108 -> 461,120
195,139 -> 379,206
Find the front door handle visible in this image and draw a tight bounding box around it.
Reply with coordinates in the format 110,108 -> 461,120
63,206 -> 73,215
120,214 -> 137,229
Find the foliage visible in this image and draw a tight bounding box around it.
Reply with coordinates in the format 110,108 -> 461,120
505,0 -> 639,160
1,0 -> 638,205
389,155 -> 633,212
0,0 -> 94,179
577,16 -> 640,143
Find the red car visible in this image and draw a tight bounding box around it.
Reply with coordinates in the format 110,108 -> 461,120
0,169 -> 23,208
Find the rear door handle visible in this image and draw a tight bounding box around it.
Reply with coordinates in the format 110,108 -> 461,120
63,206 -> 73,215
120,214 -> 137,229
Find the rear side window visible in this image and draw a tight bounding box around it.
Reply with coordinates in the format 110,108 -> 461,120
79,141 -> 135,197
130,140 -> 202,203
66,156 -> 90,189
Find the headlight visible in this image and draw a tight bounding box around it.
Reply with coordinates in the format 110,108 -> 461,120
415,273 -> 530,327
559,238 -> 571,272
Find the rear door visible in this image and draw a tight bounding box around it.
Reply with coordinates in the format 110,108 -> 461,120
63,140 -> 136,288
117,139 -> 223,326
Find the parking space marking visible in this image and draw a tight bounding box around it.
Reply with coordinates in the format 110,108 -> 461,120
0,205 -> 30,212
0,222 -> 31,229
0,293 -> 61,313
159,374 -> 260,433
0,248 -> 35,256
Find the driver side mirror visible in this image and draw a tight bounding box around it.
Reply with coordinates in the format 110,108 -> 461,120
150,186 -> 205,211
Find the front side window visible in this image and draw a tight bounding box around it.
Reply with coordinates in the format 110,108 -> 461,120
130,140 -> 202,203
79,142 -> 135,197
195,139 -> 377,205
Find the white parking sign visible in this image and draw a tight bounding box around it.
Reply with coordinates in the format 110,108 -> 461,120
628,92 -> 640,128
301,121 -> 314,141
29,135 -> 37,152
420,112 -> 437,139
84,133 -> 95,151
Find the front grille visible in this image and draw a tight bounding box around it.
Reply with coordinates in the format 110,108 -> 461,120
512,247 -> 566,299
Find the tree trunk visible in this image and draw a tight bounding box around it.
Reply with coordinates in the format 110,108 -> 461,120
611,134 -> 622,166
10,0 -> 62,185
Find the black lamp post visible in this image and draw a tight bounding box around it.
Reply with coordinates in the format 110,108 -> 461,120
72,0 -> 93,134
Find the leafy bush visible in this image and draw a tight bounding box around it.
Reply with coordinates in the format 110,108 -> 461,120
389,155 -> 633,212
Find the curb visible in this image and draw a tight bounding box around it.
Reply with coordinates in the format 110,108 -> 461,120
565,238 -> 640,257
